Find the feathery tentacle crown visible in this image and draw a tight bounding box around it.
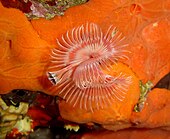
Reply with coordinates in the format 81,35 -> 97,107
47,23 -> 131,111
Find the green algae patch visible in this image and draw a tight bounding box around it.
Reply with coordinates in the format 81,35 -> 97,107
134,81 -> 153,112
25,0 -> 88,19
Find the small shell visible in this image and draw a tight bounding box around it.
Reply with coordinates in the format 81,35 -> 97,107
47,23 -> 131,111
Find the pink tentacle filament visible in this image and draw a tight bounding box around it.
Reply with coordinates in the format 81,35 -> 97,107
47,23 -> 131,111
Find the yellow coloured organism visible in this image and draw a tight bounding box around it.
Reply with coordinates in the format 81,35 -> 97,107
0,97 -> 31,138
